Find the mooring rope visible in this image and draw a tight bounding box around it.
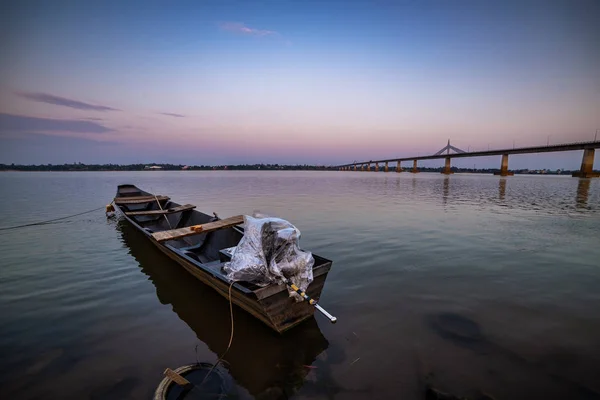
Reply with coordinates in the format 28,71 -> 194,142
197,280 -> 236,389
0,205 -> 107,231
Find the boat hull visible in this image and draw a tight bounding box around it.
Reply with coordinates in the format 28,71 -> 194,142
114,185 -> 332,333
151,240 -> 331,332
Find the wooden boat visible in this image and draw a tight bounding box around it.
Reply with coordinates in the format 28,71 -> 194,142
113,184 -> 333,333
117,220 -> 329,396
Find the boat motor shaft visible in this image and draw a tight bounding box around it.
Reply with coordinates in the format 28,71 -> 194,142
283,279 -> 337,324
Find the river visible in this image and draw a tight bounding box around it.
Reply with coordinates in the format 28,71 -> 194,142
0,171 -> 599,399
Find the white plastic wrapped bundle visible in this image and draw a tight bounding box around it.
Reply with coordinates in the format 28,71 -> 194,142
223,215 -> 314,301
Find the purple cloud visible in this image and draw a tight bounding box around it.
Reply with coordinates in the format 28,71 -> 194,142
0,113 -> 113,134
82,117 -> 104,121
219,22 -> 278,37
158,112 -> 185,118
0,133 -> 119,164
15,92 -> 119,112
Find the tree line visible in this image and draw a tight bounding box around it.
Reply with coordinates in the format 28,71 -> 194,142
0,163 -> 576,174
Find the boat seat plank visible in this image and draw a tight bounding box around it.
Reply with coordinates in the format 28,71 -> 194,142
124,204 -> 196,216
115,195 -> 170,204
152,215 -> 244,242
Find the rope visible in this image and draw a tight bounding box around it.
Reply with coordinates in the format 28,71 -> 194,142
150,186 -> 172,229
0,205 -> 106,231
154,193 -> 172,229
197,280 -> 236,389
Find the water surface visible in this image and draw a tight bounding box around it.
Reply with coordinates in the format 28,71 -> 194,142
0,171 -> 599,399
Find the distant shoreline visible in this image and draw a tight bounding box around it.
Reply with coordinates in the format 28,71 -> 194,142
0,164 -> 583,175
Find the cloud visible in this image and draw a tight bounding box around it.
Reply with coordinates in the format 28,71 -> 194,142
219,22 -> 278,37
158,112 -> 186,118
82,117 -> 104,121
0,133 -> 119,164
0,113 -> 113,134
15,92 -> 120,112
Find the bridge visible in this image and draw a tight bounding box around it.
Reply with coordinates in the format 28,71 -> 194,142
336,140 -> 600,178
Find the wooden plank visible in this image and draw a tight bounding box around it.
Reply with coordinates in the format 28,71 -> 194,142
114,195 -> 169,204
152,215 -> 244,242
163,368 -> 191,386
124,204 -> 195,216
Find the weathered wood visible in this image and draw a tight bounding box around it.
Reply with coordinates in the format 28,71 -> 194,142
155,245 -> 277,329
253,262 -> 332,300
260,272 -> 328,332
115,185 -> 334,333
146,226 -> 331,333
125,204 -> 196,216
163,368 -> 190,386
114,195 -> 169,204
152,215 -> 244,242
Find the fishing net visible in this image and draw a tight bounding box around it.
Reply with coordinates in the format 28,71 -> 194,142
223,215 -> 314,301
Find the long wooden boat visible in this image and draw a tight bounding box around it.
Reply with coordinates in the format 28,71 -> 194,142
113,184 -> 333,333
117,220 -> 329,396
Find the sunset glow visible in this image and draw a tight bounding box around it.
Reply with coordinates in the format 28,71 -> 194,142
1,0 -> 598,168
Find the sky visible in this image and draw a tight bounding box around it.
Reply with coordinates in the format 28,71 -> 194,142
0,0 -> 598,168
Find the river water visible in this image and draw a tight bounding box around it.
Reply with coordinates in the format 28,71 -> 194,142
0,171 -> 599,400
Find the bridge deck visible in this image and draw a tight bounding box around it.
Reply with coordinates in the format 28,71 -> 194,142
338,141 -> 600,168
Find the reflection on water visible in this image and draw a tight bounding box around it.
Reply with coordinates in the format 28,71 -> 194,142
0,171 -> 599,400
577,179 -> 591,208
117,221 -> 329,398
426,312 -> 600,399
499,178 -> 506,201
442,177 -> 450,205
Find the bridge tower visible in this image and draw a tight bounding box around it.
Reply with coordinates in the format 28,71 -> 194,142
434,140 -> 465,174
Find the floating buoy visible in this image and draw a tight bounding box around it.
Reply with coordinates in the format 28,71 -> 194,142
105,203 -> 116,218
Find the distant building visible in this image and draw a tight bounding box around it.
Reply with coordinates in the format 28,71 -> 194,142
144,165 -> 163,170
182,165 -> 190,170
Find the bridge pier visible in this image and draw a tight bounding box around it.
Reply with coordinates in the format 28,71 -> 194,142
375,162 -> 379,172
353,164 -> 357,171
572,149 -> 599,178
361,164 -> 365,171
396,161 -> 402,173
441,156 -> 454,174
385,161 -> 389,172
411,159 -> 419,173
493,154 -> 514,176
367,162 -> 371,172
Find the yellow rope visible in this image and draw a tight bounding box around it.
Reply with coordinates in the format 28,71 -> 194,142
152,192 -> 172,229
197,280 -> 236,388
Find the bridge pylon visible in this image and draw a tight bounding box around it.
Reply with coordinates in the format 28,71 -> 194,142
435,140 -> 465,174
